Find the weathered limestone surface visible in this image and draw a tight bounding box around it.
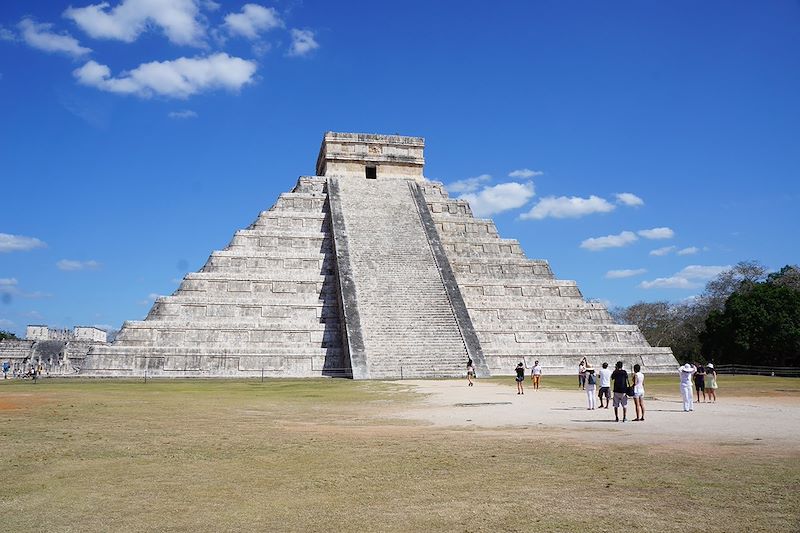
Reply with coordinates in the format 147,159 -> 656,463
79,131 -> 677,378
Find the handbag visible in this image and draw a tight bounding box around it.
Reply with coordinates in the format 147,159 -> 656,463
625,375 -> 635,397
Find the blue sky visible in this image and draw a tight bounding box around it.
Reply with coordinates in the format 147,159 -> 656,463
1,0 -> 798,336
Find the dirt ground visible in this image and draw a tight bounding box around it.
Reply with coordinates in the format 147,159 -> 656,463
391,379 -> 800,457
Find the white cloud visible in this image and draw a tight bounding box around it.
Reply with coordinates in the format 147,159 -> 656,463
139,292 -> 164,305
56,259 -> 101,271
18,18 -> 91,57
73,53 -> 257,99
224,4 -> 282,39
0,278 -> 18,287
639,264 -> 731,289
446,174 -> 491,194
64,0 -> 206,46
460,182 -> 535,218
0,318 -> 15,328
0,25 -> 17,41
580,231 -> 638,251
0,278 -> 51,299
677,246 -> 699,256
638,227 -> 674,239
615,192 -> 644,207
287,28 -> 318,57
521,195 -> 615,220
0,233 -> 47,252
649,246 -> 676,257
168,109 -> 198,119
508,168 -> 543,179
605,268 -> 647,279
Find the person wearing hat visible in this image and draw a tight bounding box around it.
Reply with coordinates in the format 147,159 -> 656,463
678,362 -> 697,411
584,364 -> 597,410
706,363 -> 718,402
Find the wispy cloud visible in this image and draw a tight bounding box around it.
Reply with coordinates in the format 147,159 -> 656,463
580,231 -> 638,251
138,292 -> 164,306
446,174 -> 491,194
638,227 -> 674,240
73,53 -> 257,99
0,278 -> 52,300
0,233 -> 47,252
0,25 -> 17,41
677,246 -> 699,256
168,109 -> 198,119
650,245 -> 677,256
508,168 -> 543,179
460,182 -> 535,217
615,192 -> 644,207
521,195 -> 615,220
639,264 -> 730,289
18,18 -> 91,57
64,0 -> 207,47
605,268 -> 647,279
287,28 -> 318,56
56,259 -> 101,271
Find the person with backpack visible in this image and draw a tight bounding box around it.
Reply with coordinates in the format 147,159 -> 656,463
585,364 -> 597,409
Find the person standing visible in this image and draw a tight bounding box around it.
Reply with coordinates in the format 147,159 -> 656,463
706,363 -> 718,402
515,362 -> 525,394
2,360 -> 9,380
466,358 -> 475,387
632,364 -> 645,421
694,365 -> 706,403
679,363 -> 697,412
531,360 -> 542,390
597,362 -> 612,409
611,361 -> 629,422
578,357 -> 587,390
585,365 -> 597,409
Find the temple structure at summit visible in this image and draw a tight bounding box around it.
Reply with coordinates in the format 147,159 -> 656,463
81,132 -> 677,378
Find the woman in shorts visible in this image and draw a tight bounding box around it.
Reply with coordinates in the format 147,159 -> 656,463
705,363 -> 718,402
466,358 -> 475,386
515,362 -> 525,394
531,360 -> 542,390
632,363 -> 645,421
694,365 -> 706,402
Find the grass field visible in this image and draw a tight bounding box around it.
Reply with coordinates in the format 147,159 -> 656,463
1,377 -> 798,532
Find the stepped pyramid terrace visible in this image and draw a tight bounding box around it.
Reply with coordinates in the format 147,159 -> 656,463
81,132 -> 678,379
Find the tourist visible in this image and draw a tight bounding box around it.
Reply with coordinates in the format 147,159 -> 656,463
706,363 -> 718,402
515,362 -> 525,394
578,357 -> 587,390
611,361 -> 628,422
466,358 -> 475,387
632,364 -> 645,421
531,360 -> 542,390
2,360 -> 9,380
585,364 -> 597,409
694,364 -> 706,402
679,363 -> 697,412
597,362 -> 612,409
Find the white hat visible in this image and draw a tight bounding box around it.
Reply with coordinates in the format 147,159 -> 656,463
680,363 -> 695,372
706,363 -> 714,369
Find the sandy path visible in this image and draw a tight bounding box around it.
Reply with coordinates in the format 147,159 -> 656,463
391,380 -> 800,456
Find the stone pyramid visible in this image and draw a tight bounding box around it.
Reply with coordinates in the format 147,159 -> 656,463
81,132 -> 677,379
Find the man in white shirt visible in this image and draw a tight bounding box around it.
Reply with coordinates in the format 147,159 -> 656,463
597,362 -> 613,409
679,363 -> 697,412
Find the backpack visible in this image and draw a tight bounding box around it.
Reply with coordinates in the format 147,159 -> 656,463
588,373 -> 596,385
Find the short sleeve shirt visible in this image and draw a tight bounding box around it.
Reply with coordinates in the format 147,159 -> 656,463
611,369 -> 628,393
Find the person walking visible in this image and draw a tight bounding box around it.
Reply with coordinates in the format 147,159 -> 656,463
706,363 -> 718,402
679,363 -> 697,412
597,362 -> 612,409
611,361 -> 629,422
585,365 -> 597,409
694,365 -> 706,403
632,364 -> 645,421
531,360 -> 542,390
578,357 -> 587,390
515,362 -> 525,394
466,358 -> 475,386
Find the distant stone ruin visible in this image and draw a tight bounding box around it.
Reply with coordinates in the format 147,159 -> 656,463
80,132 -> 677,379
0,325 -> 108,375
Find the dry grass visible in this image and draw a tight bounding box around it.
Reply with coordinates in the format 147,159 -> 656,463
1,378 -> 798,532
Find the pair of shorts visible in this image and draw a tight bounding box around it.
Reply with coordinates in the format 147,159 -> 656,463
515,376 -> 524,382
694,382 -> 705,391
613,392 -> 628,408
633,392 -> 644,398
598,387 -> 610,399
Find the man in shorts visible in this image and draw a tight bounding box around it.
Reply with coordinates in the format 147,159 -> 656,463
597,362 -> 612,408
610,361 -> 629,422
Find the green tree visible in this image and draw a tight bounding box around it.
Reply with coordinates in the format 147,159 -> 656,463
0,330 -> 17,341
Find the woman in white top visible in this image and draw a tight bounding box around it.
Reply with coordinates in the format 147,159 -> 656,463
530,360 -> 542,390
632,363 -> 645,421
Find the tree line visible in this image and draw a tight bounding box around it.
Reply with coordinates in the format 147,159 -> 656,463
610,262 -> 800,367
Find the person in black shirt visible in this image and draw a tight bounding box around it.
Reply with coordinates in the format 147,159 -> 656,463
610,361 -> 629,422
515,362 -> 525,394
